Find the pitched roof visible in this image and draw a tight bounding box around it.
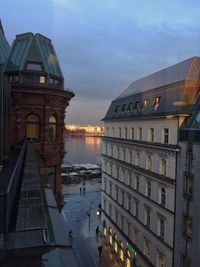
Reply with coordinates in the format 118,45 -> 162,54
116,57 -> 200,100
5,32 -> 63,79
0,19 -> 10,65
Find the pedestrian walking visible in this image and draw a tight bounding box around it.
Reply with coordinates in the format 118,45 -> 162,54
98,245 -> 103,257
96,226 -> 99,236
80,187 -> 82,194
83,187 -> 86,193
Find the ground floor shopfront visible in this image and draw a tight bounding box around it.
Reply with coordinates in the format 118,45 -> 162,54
101,216 -> 139,267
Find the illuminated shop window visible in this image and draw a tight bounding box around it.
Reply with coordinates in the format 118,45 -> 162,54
114,234 -> 118,252
109,228 -> 113,245
119,241 -> 124,261
26,114 -> 40,141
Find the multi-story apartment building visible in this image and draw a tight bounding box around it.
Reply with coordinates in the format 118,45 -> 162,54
101,57 -> 200,267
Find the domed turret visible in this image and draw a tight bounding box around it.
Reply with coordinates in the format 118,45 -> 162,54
5,33 -> 64,90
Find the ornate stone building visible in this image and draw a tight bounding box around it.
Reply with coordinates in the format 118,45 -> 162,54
4,32 -> 74,205
101,57 -> 200,267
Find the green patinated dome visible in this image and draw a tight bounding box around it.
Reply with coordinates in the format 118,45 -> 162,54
5,32 -> 64,89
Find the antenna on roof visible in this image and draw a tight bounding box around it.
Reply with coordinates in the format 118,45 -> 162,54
0,19 -> 5,35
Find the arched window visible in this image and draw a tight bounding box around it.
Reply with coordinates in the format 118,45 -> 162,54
26,114 -> 40,141
160,159 -> 167,176
48,115 -> 57,141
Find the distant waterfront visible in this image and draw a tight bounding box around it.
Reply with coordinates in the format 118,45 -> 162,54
63,136 -> 102,164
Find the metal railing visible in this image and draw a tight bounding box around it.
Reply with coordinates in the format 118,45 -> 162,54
0,140 -> 27,234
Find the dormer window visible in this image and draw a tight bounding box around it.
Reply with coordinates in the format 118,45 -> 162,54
142,99 -> 148,108
153,96 -> 161,110
114,105 -> 119,113
121,104 -> 126,112
134,101 -> 140,110
127,103 -> 133,111
26,62 -> 43,72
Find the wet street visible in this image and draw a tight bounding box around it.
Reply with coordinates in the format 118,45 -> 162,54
61,180 -> 120,267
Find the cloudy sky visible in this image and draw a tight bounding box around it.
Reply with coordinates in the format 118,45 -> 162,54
1,0 -> 200,124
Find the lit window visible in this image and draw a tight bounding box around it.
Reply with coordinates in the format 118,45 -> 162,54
153,96 -> 161,110
40,76 -> 45,84
160,159 -> 167,176
142,99 -> 148,108
26,114 -> 40,142
119,241 -> 124,262
48,115 -> 57,141
109,228 -> 113,245
114,234 -> 118,252
184,215 -> 192,238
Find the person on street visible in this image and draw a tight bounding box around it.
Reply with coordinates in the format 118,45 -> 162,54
98,245 -> 103,257
80,187 -> 82,194
96,226 -> 99,236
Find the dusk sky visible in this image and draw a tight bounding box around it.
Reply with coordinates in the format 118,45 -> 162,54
1,0 -> 200,124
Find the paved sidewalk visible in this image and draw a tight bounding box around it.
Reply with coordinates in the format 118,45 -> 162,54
81,211 -> 120,267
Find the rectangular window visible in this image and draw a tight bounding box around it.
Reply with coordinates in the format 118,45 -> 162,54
136,176 -> 140,191
124,128 -> 128,138
146,209 -> 151,229
184,215 -> 192,238
131,128 -> 134,139
149,128 -> 154,142
134,229 -> 139,243
40,76 -> 45,84
142,99 -> 148,108
135,201 -> 139,218
185,174 -> 193,198
146,181 -> 151,198
119,127 -> 121,138
144,239 -> 150,257
163,128 -> 169,144
138,128 -> 142,140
